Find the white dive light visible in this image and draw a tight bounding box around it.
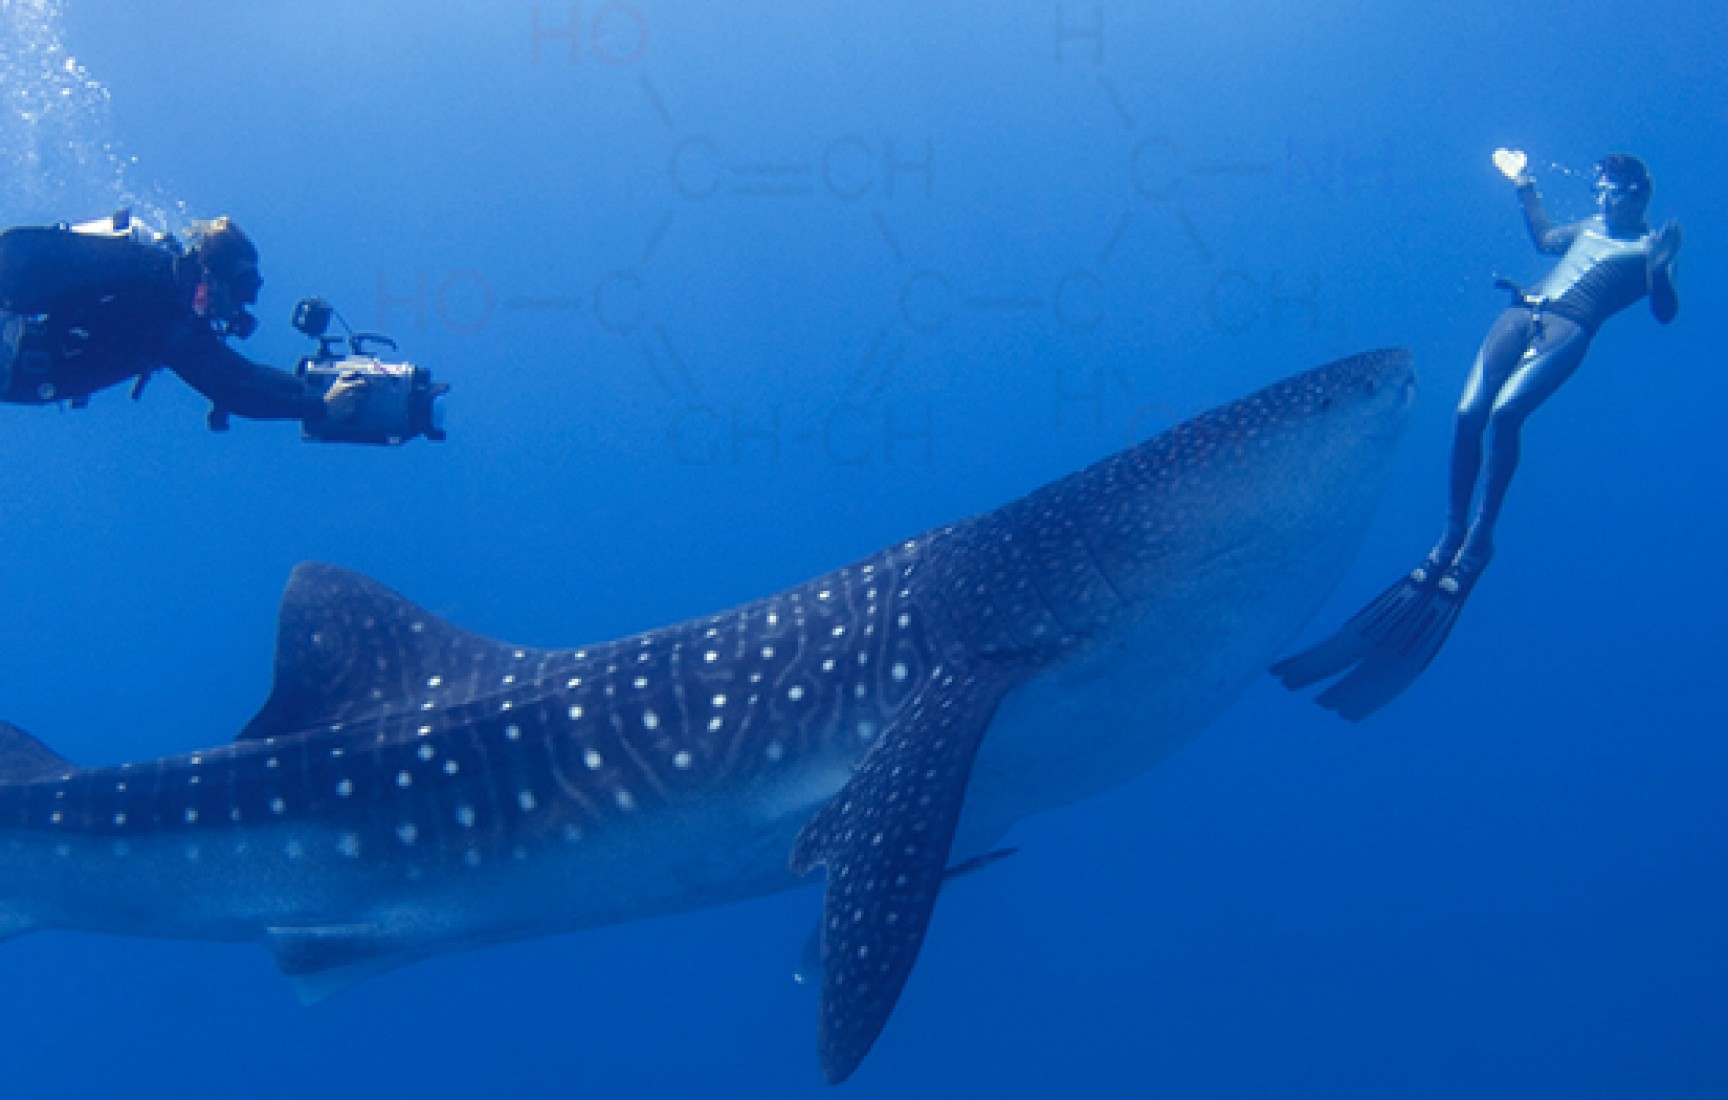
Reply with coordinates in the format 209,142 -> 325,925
1492,148 -> 1528,181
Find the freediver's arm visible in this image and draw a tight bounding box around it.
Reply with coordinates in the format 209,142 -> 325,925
1649,219 -> 1681,324
1513,175 -> 1581,254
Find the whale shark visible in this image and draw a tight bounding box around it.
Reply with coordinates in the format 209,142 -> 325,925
0,349 -> 1413,1083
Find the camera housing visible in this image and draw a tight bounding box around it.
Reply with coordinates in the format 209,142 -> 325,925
291,297 -> 448,445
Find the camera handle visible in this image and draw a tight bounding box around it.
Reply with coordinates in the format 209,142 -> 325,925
349,333 -> 399,358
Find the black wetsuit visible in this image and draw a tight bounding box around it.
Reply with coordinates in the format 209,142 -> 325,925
0,226 -> 325,422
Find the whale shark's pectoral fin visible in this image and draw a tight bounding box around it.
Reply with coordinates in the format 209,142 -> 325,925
790,662 -> 1014,1084
265,924 -> 423,1005
793,846 -> 1020,988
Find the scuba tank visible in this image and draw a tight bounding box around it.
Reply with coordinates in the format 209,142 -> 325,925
67,208 -> 170,246
0,208 -> 178,314
0,209 -> 180,405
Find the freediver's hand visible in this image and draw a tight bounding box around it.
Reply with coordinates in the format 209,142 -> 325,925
1651,219 -> 1683,269
1492,147 -> 1530,184
323,372 -> 367,422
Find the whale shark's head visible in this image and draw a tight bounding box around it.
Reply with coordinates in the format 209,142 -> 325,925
946,348 -> 1415,675
1091,347 -> 1415,606
960,347 -> 1416,632
1237,345 -> 1416,465
957,349 -> 1415,822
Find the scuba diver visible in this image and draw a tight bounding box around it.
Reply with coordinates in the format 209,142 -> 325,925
0,212 -> 365,429
1273,151 -> 1683,720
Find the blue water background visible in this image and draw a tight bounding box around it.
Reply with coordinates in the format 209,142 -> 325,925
2,1 -> 1724,1095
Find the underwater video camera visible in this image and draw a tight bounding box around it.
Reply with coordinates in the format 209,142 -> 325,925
292,297 -> 447,445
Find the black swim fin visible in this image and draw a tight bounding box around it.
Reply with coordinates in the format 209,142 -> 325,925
1270,563 -> 1440,691
1311,568 -> 1480,721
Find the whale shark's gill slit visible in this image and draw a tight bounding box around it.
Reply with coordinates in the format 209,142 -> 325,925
610,704 -> 672,805
1073,517 -> 1134,612
543,721 -> 594,807
662,639 -> 693,770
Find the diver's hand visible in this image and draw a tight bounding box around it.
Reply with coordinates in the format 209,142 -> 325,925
1492,147 -> 1530,184
1650,219 -> 1683,269
323,372 -> 367,422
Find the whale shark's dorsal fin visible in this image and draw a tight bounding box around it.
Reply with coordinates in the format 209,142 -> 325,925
238,562 -> 544,742
0,721 -> 70,943
790,660 -> 1019,1084
0,720 -> 75,783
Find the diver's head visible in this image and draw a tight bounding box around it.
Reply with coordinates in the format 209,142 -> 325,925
185,216 -> 262,338
1593,153 -> 1652,229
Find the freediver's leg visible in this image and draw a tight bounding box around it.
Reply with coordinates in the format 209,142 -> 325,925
1312,318 -> 1594,720
1290,312 -> 1558,719
1270,310 -> 1534,694
1453,316 -> 1592,574
1435,309 -> 1535,566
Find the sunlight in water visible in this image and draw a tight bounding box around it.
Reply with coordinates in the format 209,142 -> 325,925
0,0 -> 182,225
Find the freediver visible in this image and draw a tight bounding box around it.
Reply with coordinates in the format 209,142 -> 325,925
1272,150 -> 1683,720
